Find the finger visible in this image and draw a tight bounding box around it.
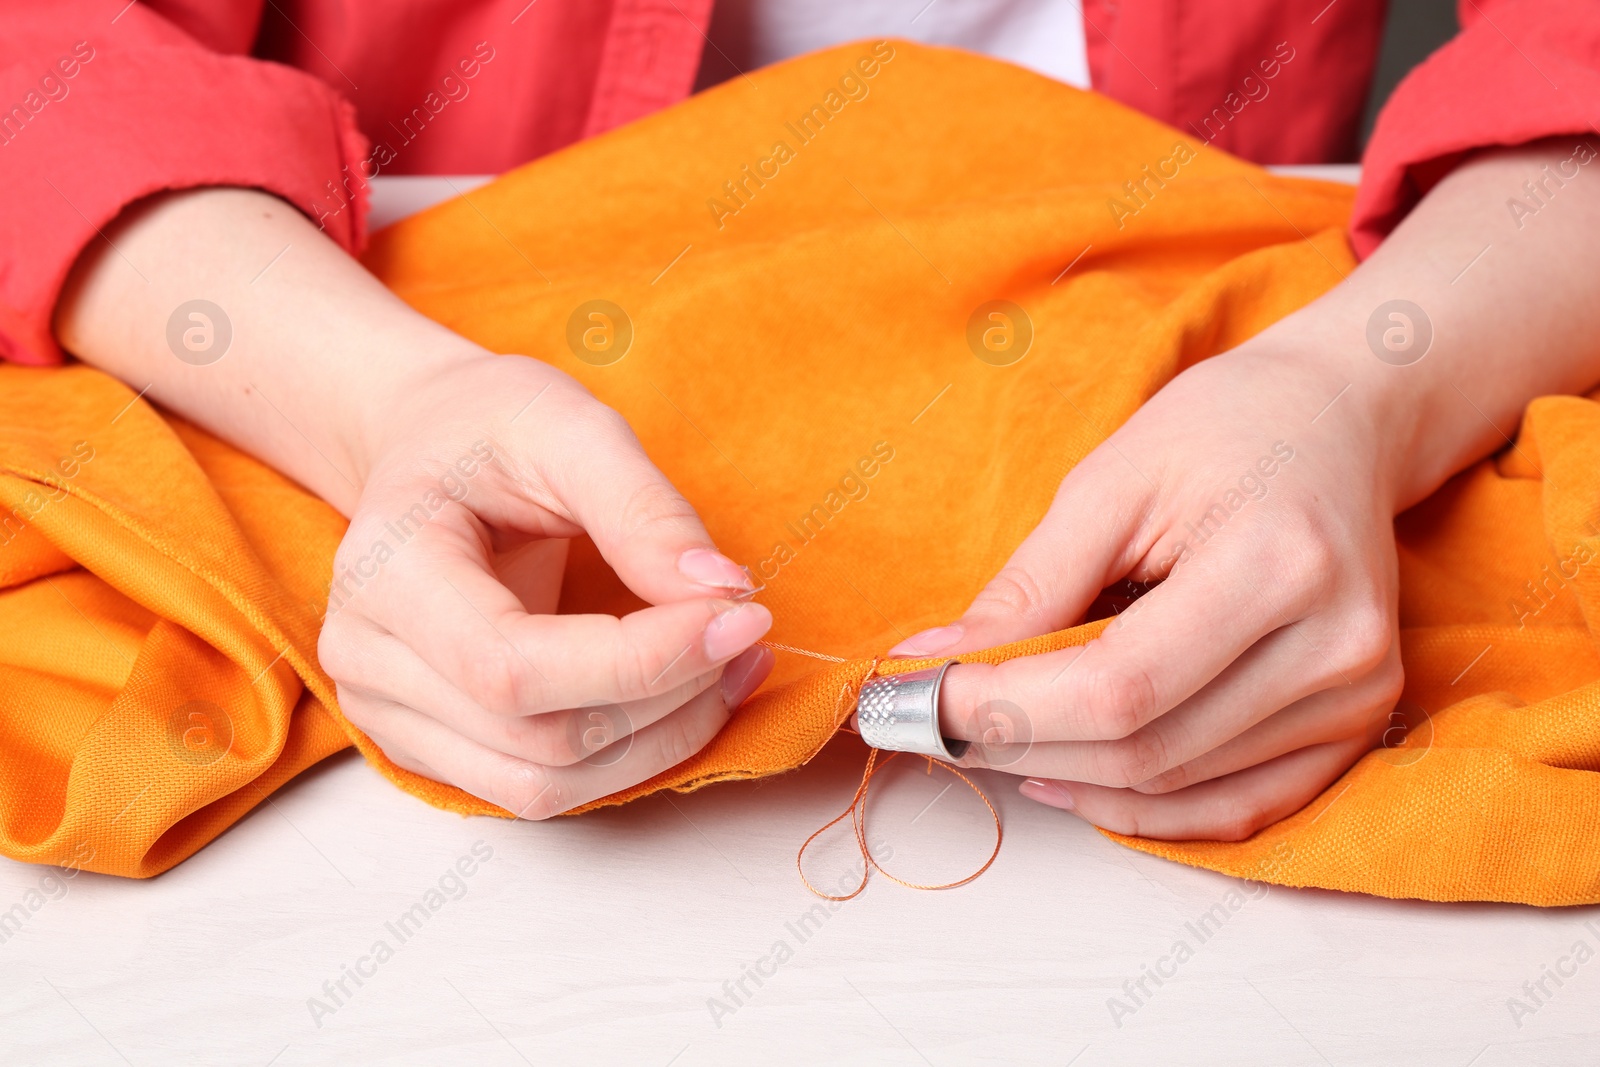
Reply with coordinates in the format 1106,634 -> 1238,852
334,621 -> 729,765
888,459 -> 1140,657
937,537 -> 1300,742
341,644 -> 770,773
1018,737 -> 1368,841
1113,624 -> 1394,789
493,537 -> 569,615
350,675 -> 739,819
1133,679 -> 1396,795
953,624 -> 1393,786
535,402 -> 755,603
332,518 -> 771,715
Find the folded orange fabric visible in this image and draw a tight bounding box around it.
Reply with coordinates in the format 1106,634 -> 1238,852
5,42 -> 1599,903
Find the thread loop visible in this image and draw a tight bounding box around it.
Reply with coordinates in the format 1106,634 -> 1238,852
798,658 -> 1003,900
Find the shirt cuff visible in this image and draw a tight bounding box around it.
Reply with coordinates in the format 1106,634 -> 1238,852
1351,0 -> 1600,258
0,18 -> 370,364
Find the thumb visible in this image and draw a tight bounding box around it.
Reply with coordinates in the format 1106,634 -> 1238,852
889,479 -> 1134,657
551,408 -> 754,606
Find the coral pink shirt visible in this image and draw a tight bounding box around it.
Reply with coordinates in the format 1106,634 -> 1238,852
2,0 -> 1598,366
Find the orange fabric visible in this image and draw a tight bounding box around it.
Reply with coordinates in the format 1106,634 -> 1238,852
0,369 -> 350,877
5,42 -> 1600,903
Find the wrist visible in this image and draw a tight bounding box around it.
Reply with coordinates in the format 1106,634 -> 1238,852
1229,306 -> 1452,513
334,328 -> 495,493
354,347 -> 582,502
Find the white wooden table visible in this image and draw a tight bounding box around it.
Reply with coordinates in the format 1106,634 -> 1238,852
5,170 -> 1595,1067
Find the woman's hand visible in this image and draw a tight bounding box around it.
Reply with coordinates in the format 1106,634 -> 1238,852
892,137 -> 1600,840
896,342 -> 1405,840
319,353 -> 774,818
56,187 -> 773,817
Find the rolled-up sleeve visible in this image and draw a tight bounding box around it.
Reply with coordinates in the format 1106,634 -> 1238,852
0,0 -> 370,365
1352,0 -> 1600,258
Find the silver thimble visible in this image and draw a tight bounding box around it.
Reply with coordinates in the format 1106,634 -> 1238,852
855,661 -> 969,762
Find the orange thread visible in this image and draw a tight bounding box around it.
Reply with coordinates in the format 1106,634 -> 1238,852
797,659 -> 1003,901
759,640 -> 849,663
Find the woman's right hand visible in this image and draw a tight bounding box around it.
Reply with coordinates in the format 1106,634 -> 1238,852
318,352 -> 774,817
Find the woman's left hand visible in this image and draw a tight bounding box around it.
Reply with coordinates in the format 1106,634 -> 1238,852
888,333 -> 1409,841
891,135 -> 1600,841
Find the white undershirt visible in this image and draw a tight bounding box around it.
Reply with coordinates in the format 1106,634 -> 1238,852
703,0 -> 1091,89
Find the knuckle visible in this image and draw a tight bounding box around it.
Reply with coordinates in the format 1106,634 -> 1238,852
974,566 -> 1049,619
1371,656 -> 1406,705
617,634 -> 673,699
463,642 -> 540,717
1209,798 -> 1268,842
509,712 -> 582,767
560,393 -> 631,442
1098,728 -> 1168,788
1134,764 -> 1188,794
1338,602 -> 1396,676
620,477 -> 700,540
1098,801 -> 1145,838
1079,662 -> 1159,738
331,683 -> 381,733
496,761 -> 563,820
652,710 -> 708,770
1277,521 -> 1337,601
316,622 -> 358,683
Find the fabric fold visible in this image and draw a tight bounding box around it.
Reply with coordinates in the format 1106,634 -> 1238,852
0,366 -> 350,876
5,44 -> 1600,904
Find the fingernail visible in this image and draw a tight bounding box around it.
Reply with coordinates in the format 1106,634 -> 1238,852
1020,778 -> 1076,812
703,602 -> 773,662
887,625 -> 964,658
678,548 -> 756,593
720,645 -> 774,708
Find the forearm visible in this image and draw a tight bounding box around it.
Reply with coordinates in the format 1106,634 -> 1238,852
1247,138 -> 1600,509
53,187 -> 485,514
